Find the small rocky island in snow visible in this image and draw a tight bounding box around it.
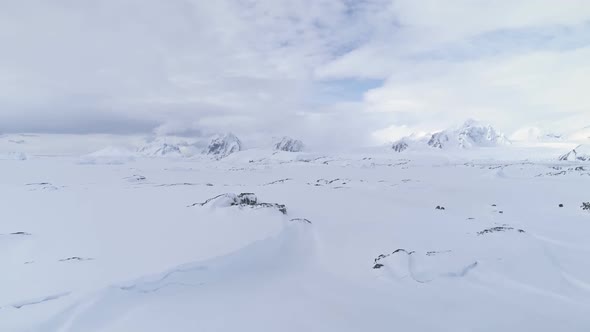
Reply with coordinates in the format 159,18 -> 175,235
274,137 -> 304,152
204,133 -> 242,158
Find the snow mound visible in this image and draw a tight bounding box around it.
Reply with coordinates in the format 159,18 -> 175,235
559,145 -> 590,162
80,147 -> 136,165
36,221 -> 314,331
0,152 -> 27,160
274,137 -> 304,152
204,133 -> 242,158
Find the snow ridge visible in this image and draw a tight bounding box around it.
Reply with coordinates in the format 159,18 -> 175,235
559,145 -> 590,162
392,119 -> 510,152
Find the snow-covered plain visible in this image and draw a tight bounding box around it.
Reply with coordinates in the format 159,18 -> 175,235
1,138 -> 589,332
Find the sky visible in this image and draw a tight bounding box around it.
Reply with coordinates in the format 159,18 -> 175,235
1,0 -> 589,146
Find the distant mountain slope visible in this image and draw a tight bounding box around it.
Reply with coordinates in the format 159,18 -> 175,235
559,144 -> 590,161
204,133 -> 242,158
274,137 -> 304,152
392,119 -> 510,152
138,142 -> 183,157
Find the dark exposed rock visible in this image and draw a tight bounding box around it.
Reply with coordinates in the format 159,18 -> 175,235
559,204 -> 564,208
10,232 -> 31,236
582,202 -> 590,211
428,132 -> 449,149
257,203 -> 287,215
477,227 -> 525,236
435,205 -> 446,210
373,264 -> 384,269
237,193 -> 257,205
290,218 -> 312,224
189,193 -> 288,215
308,178 -> 351,187
373,248 -> 415,265
426,250 -> 452,256
391,140 -> 409,152
262,178 -> 292,186
59,257 -> 94,262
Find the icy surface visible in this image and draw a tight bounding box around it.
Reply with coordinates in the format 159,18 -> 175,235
0,142 -> 589,332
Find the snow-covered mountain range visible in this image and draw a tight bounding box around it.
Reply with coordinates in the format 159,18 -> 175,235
392,119 -> 510,152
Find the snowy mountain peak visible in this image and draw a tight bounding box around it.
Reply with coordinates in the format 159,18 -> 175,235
428,120 -> 510,149
138,142 -> 183,157
274,137 -> 304,152
391,139 -> 410,152
559,144 -> 590,162
392,120 -> 510,152
204,133 -> 242,158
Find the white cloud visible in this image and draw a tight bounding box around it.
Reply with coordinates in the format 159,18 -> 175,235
0,0 -> 588,146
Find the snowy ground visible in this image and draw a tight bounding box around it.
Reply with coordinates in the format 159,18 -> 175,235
1,144 -> 589,331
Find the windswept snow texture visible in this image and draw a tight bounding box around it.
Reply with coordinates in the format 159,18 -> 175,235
274,137 -> 304,152
0,146 -> 589,332
204,133 -> 242,158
